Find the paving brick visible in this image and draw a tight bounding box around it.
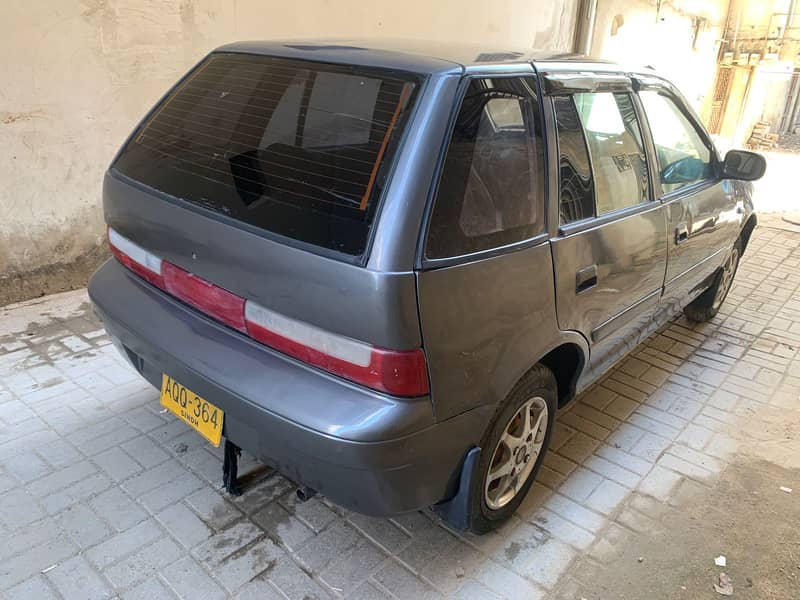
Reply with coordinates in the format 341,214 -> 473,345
231,474 -> 295,515
583,455 -> 641,488
595,444 -> 652,475
374,559 -> 442,600
531,507 -> 595,550
185,488 -> 243,530
93,446 -> 143,482
295,520 -> 362,573
46,555 -> 114,600
6,575 -> 60,600
89,486 -> 148,532
544,493 -> 606,534
638,465 -> 683,499
157,502 -> 214,549
347,513 -> 411,554
0,517 -> 61,562
252,501 -> 315,551
161,555 -> 227,600
279,493 -> 338,533
630,431 -> 672,462
234,579 -> 285,600
472,559 -> 546,600
556,431 -> 601,464
320,539 -> 387,593
139,471 -> 204,513
26,460 -> 96,497
522,538 -> 577,589
86,518 -> 163,569
122,459 -> 187,498
57,503 -> 112,548
659,450 -> 716,481
121,435 -> 170,468
215,537 -> 284,592
585,479 -> 628,515
557,467 -> 603,503
123,577 -> 178,600
266,555 -> 332,599
193,521 -> 264,568
676,423 -> 715,450
0,534 -> 77,589
41,472 -> 112,514
0,488 -> 45,529
104,536 -> 183,589
35,438 -> 83,469
453,580 -> 502,599
666,445 -> 725,474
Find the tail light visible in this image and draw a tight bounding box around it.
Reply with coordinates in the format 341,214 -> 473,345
106,228 -> 429,397
108,228 -> 164,288
244,301 -> 429,396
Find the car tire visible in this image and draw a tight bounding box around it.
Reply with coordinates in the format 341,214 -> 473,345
468,364 -> 557,534
683,238 -> 742,323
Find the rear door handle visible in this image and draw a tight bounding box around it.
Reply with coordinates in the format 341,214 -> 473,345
576,264 -> 598,294
675,223 -> 689,244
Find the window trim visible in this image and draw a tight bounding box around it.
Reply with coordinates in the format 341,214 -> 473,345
633,82 -> 721,201
418,71 -> 548,269
553,91 -> 654,233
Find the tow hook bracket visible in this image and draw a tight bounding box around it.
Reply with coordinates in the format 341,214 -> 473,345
222,439 -> 243,496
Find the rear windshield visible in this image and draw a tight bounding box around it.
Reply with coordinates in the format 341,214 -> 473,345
113,53 -> 420,257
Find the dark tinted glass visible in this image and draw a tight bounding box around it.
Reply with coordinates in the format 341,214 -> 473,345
554,96 -> 594,224
426,77 -> 543,259
113,53 -> 420,257
574,92 -> 650,214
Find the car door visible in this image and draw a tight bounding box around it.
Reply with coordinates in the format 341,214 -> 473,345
635,82 -> 740,324
416,73 -> 561,421
545,75 -> 668,381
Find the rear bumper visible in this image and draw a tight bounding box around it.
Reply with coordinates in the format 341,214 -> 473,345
89,259 -> 489,515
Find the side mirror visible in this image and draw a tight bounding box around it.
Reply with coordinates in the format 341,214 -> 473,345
722,149 -> 766,181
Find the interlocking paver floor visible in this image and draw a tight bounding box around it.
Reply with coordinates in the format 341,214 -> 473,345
1,220 -> 799,599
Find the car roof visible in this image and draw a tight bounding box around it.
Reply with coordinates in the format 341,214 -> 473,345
216,38 -> 640,76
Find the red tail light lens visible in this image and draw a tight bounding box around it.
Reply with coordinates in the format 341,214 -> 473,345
107,228 -> 430,397
161,263 -> 247,333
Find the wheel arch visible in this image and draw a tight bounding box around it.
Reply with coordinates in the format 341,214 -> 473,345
739,213 -> 757,254
537,341 -> 587,408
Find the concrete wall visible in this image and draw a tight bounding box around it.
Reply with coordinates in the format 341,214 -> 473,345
1,0 -> 578,305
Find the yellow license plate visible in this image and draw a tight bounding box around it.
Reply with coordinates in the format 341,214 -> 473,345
160,374 -> 224,447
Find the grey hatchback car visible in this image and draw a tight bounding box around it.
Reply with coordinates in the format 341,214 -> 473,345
89,40 -> 765,533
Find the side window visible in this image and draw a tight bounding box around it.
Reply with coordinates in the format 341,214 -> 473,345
554,96 -> 594,224
574,92 -> 650,214
425,77 -> 544,259
639,91 -> 713,194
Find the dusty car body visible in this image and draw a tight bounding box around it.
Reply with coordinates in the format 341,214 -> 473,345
89,40 -> 764,532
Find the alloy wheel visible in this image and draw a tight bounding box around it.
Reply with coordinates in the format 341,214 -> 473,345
484,396 -> 549,510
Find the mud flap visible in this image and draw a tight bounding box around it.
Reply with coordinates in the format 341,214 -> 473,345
432,446 -> 481,531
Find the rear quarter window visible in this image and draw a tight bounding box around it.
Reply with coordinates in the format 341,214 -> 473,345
113,53 -> 421,258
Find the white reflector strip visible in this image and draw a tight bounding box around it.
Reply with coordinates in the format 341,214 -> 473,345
244,301 -> 372,367
108,228 -> 162,274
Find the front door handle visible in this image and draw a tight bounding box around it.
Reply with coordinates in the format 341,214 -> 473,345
675,223 -> 689,244
576,264 -> 598,294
